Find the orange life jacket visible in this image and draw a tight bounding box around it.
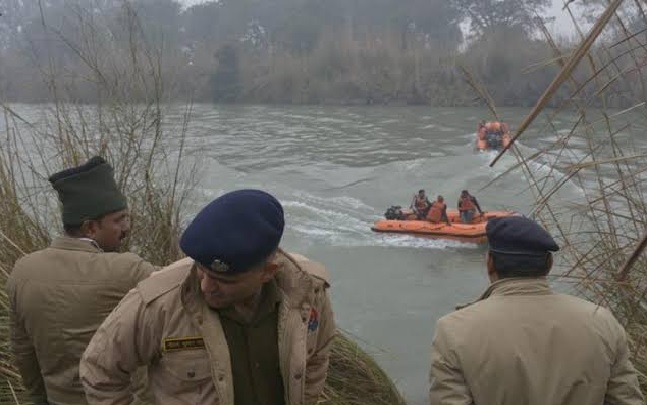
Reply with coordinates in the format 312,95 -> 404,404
478,127 -> 486,140
460,196 -> 476,211
427,201 -> 446,223
414,195 -> 429,211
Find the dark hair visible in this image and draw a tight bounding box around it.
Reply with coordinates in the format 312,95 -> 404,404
489,251 -> 551,278
418,189 -> 425,194
63,223 -> 84,237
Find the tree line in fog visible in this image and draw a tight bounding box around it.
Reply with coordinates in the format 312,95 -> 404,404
0,0 -> 643,107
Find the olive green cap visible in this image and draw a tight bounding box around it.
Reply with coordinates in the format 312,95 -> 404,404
48,156 -> 127,226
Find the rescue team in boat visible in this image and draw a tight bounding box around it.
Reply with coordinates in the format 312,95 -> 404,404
374,189 -> 517,244
373,119 -> 513,242
394,189 -> 484,224
477,120 -> 511,151
411,189 -> 483,224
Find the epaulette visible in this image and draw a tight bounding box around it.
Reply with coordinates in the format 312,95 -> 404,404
138,257 -> 194,304
284,251 -> 330,287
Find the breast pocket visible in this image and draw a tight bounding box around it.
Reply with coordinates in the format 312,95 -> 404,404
152,350 -> 214,404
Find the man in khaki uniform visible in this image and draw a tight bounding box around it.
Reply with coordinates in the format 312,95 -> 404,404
80,189 -> 336,405
7,156 -> 156,405
429,216 -> 644,405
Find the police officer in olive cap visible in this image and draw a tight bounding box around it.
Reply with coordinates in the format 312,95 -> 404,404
49,156 -> 129,250
81,189 -> 336,405
429,216 -> 644,405
7,156 -> 155,405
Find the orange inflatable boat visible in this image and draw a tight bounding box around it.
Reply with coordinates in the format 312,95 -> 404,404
477,121 -> 511,151
372,208 -> 519,244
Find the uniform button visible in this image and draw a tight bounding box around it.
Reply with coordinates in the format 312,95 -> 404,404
187,371 -> 195,378
294,373 -> 302,380
218,375 -> 224,382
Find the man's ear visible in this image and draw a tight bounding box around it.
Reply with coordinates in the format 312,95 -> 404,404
261,262 -> 279,282
486,251 -> 498,282
260,253 -> 280,282
545,253 -> 553,275
79,219 -> 98,239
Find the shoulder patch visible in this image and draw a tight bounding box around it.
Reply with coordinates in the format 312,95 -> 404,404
283,251 -> 330,286
138,257 -> 194,304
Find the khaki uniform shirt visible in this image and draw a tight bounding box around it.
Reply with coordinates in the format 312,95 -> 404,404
80,250 -> 335,405
429,277 -> 644,405
7,237 -> 155,405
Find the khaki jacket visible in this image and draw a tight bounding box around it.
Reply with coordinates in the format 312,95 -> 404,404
80,250 -> 336,405
7,237 -> 156,405
429,278 -> 644,405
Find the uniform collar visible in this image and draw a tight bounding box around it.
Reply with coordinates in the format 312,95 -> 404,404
51,236 -> 103,253
479,277 -> 553,300
218,279 -> 282,324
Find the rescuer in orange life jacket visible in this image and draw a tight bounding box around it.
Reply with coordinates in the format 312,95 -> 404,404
411,189 -> 432,219
477,121 -> 487,140
427,195 -> 451,226
457,189 -> 483,224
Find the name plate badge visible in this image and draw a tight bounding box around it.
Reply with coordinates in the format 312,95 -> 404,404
162,336 -> 205,352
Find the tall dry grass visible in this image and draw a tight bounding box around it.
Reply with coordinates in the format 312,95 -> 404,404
0,2 -> 407,405
322,332 -> 407,405
0,2 -> 193,402
480,0 -> 647,392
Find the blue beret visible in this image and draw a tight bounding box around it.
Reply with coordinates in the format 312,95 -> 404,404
180,189 -> 285,274
486,216 -> 559,256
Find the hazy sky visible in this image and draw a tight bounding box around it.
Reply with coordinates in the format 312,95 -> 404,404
180,0 -> 583,36
546,0 -> 585,36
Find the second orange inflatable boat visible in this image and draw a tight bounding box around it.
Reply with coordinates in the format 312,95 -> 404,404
371,209 -> 519,244
477,121 -> 512,151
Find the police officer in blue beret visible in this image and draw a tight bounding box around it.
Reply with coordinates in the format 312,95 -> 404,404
429,216 -> 644,405
80,189 -> 336,405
